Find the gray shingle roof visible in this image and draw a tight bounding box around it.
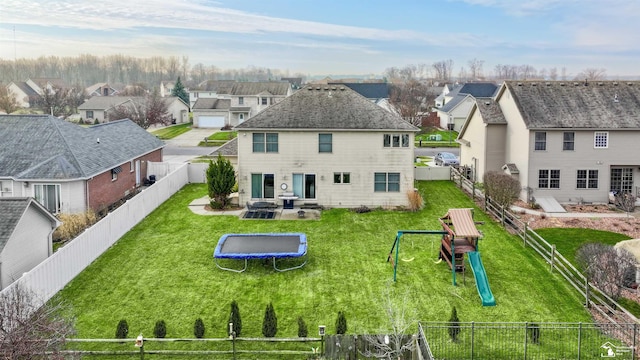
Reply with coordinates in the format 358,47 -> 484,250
0,198 -> 58,252
231,82 -> 290,96
212,137 -> 238,156
192,98 -> 231,110
439,94 -> 469,112
0,115 -> 165,180
330,83 -> 390,99
475,98 -> 507,124
12,81 -> 38,97
194,80 -> 236,93
505,81 -> 640,129
78,96 -> 131,110
235,85 -> 418,131
459,82 -> 498,98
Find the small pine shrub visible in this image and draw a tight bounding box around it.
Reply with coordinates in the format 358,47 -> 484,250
335,311 -> 347,335
528,323 -> 540,344
154,320 -> 167,338
194,318 -> 205,338
115,319 -> 129,339
352,205 -> 371,214
297,316 -> 308,337
406,189 -> 424,211
221,124 -> 233,131
262,303 -> 278,337
93,118 -> 99,125
448,307 -> 460,342
229,300 -> 242,337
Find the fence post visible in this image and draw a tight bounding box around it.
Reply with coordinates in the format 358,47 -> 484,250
524,322 -> 528,360
577,322 -> 582,360
550,245 -> 555,272
585,276 -> 590,308
633,323 -> 637,359
523,222 -> 528,247
500,205 -> 505,227
471,321 -> 475,360
472,182 -> 476,201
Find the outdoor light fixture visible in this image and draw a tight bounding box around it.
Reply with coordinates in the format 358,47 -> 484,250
134,334 -> 143,347
319,325 -> 326,336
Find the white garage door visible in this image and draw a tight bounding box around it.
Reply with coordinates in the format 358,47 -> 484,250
198,116 -> 225,128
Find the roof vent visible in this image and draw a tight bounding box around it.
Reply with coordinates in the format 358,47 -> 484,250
96,138 -> 100,144
517,82 -> 523,86
560,83 -> 565,86
340,86 -> 345,91
484,101 -> 491,106
307,87 -> 313,91
531,82 -> 537,86
598,82 -> 604,86
628,82 -> 633,86
316,87 -> 321,90
545,82 -> 551,86
614,93 -> 619,103
573,82 -> 579,86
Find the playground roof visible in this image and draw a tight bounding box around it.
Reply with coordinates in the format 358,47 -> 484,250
441,208 -> 482,238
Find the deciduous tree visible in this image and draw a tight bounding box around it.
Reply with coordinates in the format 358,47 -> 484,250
0,86 -> 20,114
108,89 -> 171,129
483,171 -> 521,207
576,243 -> 636,300
0,284 -> 75,358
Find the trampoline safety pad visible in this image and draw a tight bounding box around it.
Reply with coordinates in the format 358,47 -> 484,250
213,233 -> 308,272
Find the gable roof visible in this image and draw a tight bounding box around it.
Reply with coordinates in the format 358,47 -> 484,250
212,137 -> 238,157
0,115 -> 164,180
31,77 -> 68,89
10,81 -> 38,97
235,85 -> 418,131
458,82 -> 498,98
458,98 -> 507,142
192,98 -> 231,110
330,83 -> 390,100
231,82 -> 290,96
439,94 -> 470,113
194,80 -> 236,93
0,197 -> 59,252
504,81 -> 640,129
78,96 -> 130,110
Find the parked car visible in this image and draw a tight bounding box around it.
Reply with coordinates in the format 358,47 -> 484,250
434,152 -> 459,166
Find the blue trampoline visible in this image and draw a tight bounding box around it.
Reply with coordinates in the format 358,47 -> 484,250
214,233 -> 308,272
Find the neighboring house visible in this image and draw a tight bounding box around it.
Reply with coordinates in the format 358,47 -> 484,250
6,81 -> 38,108
160,81 -> 175,97
5,77 -> 68,108
210,137 -> 238,168
436,82 -> 498,131
85,82 -> 119,97
0,115 -> 165,214
458,80 -> 640,205
434,83 -> 459,108
234,85 -> 419,208
78,96 -> 189,124
192,81 -> 292,128
0,198 -> 60,290
332,82 -> 390,102
189,80 -> 235,109
281,77 -> 303,90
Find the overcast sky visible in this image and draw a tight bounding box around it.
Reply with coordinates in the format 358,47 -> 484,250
1,0 -> 639,78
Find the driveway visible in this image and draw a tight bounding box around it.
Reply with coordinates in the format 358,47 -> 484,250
165,128 -> 217,147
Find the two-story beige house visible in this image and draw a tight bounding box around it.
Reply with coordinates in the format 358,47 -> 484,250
192,81 -> 292,128
459,81 -> 640,206
234,85 -> 419,208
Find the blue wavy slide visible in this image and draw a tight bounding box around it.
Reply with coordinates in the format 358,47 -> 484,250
467,251 -> 496,306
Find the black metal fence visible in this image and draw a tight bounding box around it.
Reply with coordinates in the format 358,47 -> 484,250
418,321 -> 638,360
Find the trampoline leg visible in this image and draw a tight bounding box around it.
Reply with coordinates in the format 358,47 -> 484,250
273,254 -> 308,272
214,257 -> 248,273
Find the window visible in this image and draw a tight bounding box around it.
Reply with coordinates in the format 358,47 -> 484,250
610,167 -> 633,193
383,134 -> 410,148
261,97 -> 268,105
538,169 -> 560,189
292,173 -> 316,199
319,134 -> 332,153
86,110 -> 94,119
239,113 -> 244,121
563,132 -> 575,151
576,170 -> 598,189
594,132 -> 608,148
251,173 -> 274,199
111,166 -> 122,181
33,184 -> 61,213
238,97 -> 244,105
333,172 -> 350,184
534,132 -> 546,151
252,133 -> 278,153
130,160 -> 134,172
374,172 -> 400,192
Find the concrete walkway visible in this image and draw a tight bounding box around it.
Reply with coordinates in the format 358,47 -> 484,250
166,128 -> 217,147
188,196 -> 321,220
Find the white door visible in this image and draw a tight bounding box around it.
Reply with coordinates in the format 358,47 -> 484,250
198,116 -> 225,128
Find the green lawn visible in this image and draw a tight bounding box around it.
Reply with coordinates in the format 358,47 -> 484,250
56,181 -> 591,341
416,129 -> 459,148
198,131 -> 237,146
534,228 -> 631,265
150,122 -> 193,139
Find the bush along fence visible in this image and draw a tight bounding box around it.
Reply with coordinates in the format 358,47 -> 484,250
418,321 -> 638,359
450,167 -> 640,349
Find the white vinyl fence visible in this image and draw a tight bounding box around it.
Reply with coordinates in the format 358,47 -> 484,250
414,166 -> 451,181
0,163 -> 189,306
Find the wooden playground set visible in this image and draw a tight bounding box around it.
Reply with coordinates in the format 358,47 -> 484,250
387,208 -> 496,307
